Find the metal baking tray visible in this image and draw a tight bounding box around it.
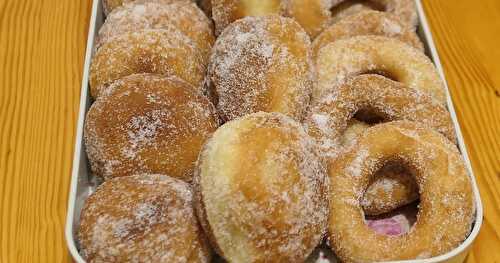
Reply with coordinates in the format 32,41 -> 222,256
65,1 -> 483,262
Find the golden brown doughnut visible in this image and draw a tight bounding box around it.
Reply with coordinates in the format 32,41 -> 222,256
312,10 -> 423,59
102,0 -> 192,16
97,1 -> 214,60
208,15 -> 313,122
211,0 -> 285,35
328,121 -> 474,261
194,112 -> 328,262
89,29 -> 206,98
78,174 -> 212,262
314,36 -> 446,105
306,75 -> 455,215
84,74 -> 218,181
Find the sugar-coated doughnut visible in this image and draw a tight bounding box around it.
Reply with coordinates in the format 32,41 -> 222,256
314,36 -> 446,105
194,112 -> 328,262
307,74 -> 454,157
211,0 -> 285,35
328,121 -> 474,261
84,74 -> 218,181
312,10 -> 423,59
97,1 -> 214,60
330,0 -> 418,29
284,0 -> 416,38
89,29 -> 206,98
208,15 -> 312,122
102,0 -> 192,16
78,174 -> 212,262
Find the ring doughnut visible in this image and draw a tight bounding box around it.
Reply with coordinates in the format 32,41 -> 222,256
194,112 -> 328,262
208,15 -> 312,122
284,0 -> 416,39
84,74 -> 218,181
307,74 -> 454,156
211,0 -> 285,35
328,121 -> 474,261
330,0 -> 418,29
102,0 -> 192,16
89,29 -> 206,98
78,174 -> 212,262
97,1 -> 214,60
314,36 -> 446,105
312,10 -> 423,59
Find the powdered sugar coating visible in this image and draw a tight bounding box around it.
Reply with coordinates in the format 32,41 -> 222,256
328,121 -> 475,261
78,174 -> 211,262
97,1 -> 214,61
208,15 -> 313,122
89,29 -> 206,98
194,112 -> 328,262
314,36 -> 446,104
102,0 -> 193,16
312,10 -> 423,59
212,0 -> 286,35
84,74 -> 218,181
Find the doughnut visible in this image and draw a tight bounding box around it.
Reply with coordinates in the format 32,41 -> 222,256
314,36 -> 446,104
328,121 -> 474,261
97,1 -> 214,60
84,74 -> 218,181
89,29 -> 206,98
102,0 -> 192,16
330,0 -> 418,29
208,15 -> 313,122
307,75 -> 454,215
194,112 -> 328,262
211,0 -> 285,35
284,0 -> 417,38
78,174 -> 212,262
312,10 -> 423,59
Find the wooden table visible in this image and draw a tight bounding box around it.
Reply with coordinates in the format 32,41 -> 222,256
0,0 -> 498,262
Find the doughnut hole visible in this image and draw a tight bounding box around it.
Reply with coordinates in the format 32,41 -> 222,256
340,107 -> 387,147
330,0 -> 385,20
361,70 -> 399,82
363,159 -> 419,236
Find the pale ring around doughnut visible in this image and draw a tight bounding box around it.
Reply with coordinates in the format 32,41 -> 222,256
314,36 -> 446,105
194,112 -> 328,262
328,121 -> 474,261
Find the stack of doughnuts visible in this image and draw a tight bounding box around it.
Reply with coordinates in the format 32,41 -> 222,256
78,1 -> 476,262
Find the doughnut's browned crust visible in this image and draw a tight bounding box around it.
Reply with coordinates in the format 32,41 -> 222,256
84,74 -> 218,181
208,15 -> 313,122
78,174 -> 212,262
328,121 -> 474,261
102,0 -> 192,16
89,29 -> 206,98
315,36 -> 446,105
194,112 -> 328,262
212,0 -> 285,35
312,11 -> 423,59
97,1 -> 214,60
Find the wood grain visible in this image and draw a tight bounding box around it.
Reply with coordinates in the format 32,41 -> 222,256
0,0 -> 498,262
0,0 -> 91,262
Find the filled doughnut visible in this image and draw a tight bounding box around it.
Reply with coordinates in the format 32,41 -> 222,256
211,0 -> 285,35
314,36 -> 446,104
312,10 -> 423,59
102,0 -> 192,16
328,121 -> 474,261
284,0 -> 416,38
307,74 -> 454,157
208,15 -> 312,122
89,29 -> 206,98
194,112 -> 328,262
330,0 -> 418,28
78,174 -> 212,262
84,74 -> 218,181
97,1 -> 214,60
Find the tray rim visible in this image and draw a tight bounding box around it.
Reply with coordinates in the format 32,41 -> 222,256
64,1 -> 484,262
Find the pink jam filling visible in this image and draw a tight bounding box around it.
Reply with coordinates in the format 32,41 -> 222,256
366,214 -> 411,236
